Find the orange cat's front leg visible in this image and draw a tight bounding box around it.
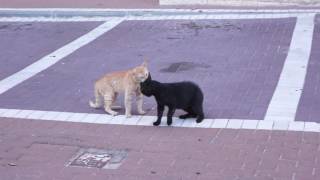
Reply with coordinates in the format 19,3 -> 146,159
124,89 -> 133,118
136,90 -> 146,115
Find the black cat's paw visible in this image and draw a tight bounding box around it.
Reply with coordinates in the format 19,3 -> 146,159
179,114 -> 188,119
167,121 -> 172,126
153,121 -> 161,126
196,118 -> 204,123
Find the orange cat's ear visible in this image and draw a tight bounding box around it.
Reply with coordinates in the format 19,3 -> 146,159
132,68 -> 137,74
142,57 -> 148,67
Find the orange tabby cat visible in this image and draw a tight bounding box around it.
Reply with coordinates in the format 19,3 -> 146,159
89,61 -> 149,118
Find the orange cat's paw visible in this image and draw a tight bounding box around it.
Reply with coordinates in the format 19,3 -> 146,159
138,110 -> 146,115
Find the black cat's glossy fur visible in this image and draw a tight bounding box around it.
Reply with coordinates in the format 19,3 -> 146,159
140,74 -> 204,126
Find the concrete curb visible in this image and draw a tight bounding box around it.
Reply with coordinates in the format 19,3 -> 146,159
160,0 -> 320,7
1,108 -> 320,132
0,8 -> 320,18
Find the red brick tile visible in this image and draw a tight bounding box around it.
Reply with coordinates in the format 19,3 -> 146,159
259,158 -> 278,170
280,147 -> 299,161
303,132 -> 320,144
275,159 -> 296,178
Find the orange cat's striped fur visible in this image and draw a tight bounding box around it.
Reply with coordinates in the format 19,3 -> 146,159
89,61 -> 149,118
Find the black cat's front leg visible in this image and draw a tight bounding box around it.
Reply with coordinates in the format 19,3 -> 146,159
167,106 -> 176,126
154,104 -> 164,126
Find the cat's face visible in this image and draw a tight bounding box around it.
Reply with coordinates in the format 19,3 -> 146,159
132,61 -> 149,82
140,73 -> 154,97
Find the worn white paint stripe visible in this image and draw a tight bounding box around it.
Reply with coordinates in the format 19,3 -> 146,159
273,121 -> 290,130
160,0 -> 320,6
0,17 -> 114,22
257,121 -> 274,130
0,108 -> 319,132
0,13 -> 312,22
211,119 -> 229,128
227,119 -> 244,129
304,122 -> 320,132
288,121 -> 305,131
242,120 -> 259,129
0,18 -> 123,94
264,14 -> 315,121
132,14 -> 296,20
194,119 -> 214,128
1,8 -> 320,13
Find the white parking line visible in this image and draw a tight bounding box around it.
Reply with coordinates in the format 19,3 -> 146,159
0,18 -> 124,95
264,14 -> 315,121
0,8 -> 320,14
227,119 -> 243,129
242,120 -> 259,129
0,108 -> 319,132
0,13 -> 314,22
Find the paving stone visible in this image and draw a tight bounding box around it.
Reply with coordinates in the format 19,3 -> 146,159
0,118 -> 318,180
0,22 -> 101,80
0,18 -> 295,120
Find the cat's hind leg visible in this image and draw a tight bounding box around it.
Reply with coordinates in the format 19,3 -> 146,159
179,107 -> 197,119
111,93 -> 121,110
192,105 -> 204,123
104,93 -> 118,116
193,90 -> 204,123
167,105 -> 176,126
89,89 -> 103,108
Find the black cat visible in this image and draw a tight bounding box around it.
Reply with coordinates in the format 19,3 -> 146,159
140,74 -> 204,126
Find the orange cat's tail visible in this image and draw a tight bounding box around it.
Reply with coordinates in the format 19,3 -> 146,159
89,100 -> 100,108
89,88 -> 102,108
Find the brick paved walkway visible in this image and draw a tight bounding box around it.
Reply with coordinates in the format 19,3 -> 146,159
1,0 -> 319,9
0,18 -> 295,120
0,0 -> 159,9
1,118 -> 320,180
0,22 -> 101,80
1,8 -> 320,180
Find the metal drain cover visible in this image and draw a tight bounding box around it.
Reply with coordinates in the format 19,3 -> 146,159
67,148 -> 128,169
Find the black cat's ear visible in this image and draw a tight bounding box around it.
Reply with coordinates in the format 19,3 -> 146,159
147,73 -> 152,81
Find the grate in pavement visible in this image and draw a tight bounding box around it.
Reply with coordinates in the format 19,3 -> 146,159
67,148 -> 128,169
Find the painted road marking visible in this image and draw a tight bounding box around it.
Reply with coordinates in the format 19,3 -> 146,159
0,108 -> 319,132
304,122 -> 320,132
0,8 -> 320,15
0,13 -> 315,22
288,121 -> 305,131
273,121 -> 290,131
0,18 -> 124,95
256,121 -> 274,130
0,12 -> 318,130
242,120 -> 259,129
227,119 -> 244,129
211,119 -> 229,128
264,14 -> 315,121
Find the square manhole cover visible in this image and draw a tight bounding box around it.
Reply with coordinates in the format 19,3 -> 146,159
67,148 -> 128,169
